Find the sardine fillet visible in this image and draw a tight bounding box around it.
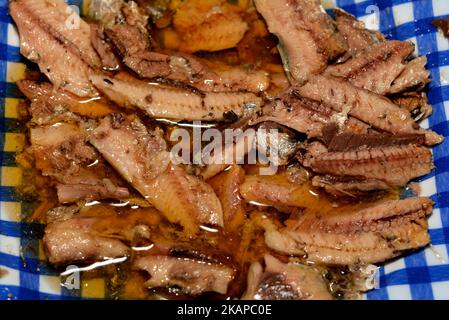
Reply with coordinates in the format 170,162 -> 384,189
254,0 -> 347,83
89,115 -> 171,189
14,0 -> 101,66
44,217 -> 129,265
303,144 -> 434,187
251,94 -> 371,140
10,0 -> 97,97
254,0 -> 326,83
89,115 -> 223,234
134,255 -> 234,295
89,74 -> 262,121
147,165 -> 224,232
242,255 -> 333,300
325,41 -> 414,95
264,197 -> 433,265
334,9 -> 384,55
390,56 -> 430,94
297,75 -> 443,145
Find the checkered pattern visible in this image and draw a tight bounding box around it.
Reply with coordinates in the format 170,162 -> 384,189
0,0 -> 448,300
0,0 -> 103,300
335,0 -> 449,300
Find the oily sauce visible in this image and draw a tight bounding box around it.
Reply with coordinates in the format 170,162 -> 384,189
13,0 -> 395,300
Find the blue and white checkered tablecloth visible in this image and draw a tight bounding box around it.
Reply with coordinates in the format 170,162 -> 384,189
336,0 -> 449,300
0,0 -> 448,300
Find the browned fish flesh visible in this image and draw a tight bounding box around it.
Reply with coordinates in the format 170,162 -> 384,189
264,197 -> 433,265
10,0 -> 99,97
250,89 -> 372,140
147,165 -> 224,232
297,75 -> 443,145
254,0 -> 347,83
15,0 -> 102,65
203,66 -> 270,93
88,114 -> 170,187
107,20 -> 148,52
389,56 -> 430,94
208,165 -> 246,229
43,206 -> 162,264
325,40 -> 415,95
89,73 -> 263,121
311,175 -> 390,197
199,117 -> 257,180
334,9 -> 385,55
323,127 -> 426,152
87,114 -> 165,181
30,123 -> 98,180
90,24 -> 121,71
106,23 -> 269,93
242,255 -> 333,300
56,183 -> 130,204
391,91 -> 433,121
44,217 -> 129,265
240,174 -> 324,213
29,120 -> 131,204
134,255 -> 235,295
301,142 -> 434,187
89,115 -> 223,234
17,80 -> 114,125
